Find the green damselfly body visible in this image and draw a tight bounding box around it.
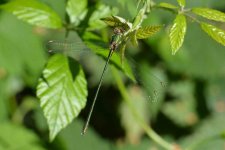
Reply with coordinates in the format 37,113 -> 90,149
47,28 -> 166,135
81,28 -> 123,135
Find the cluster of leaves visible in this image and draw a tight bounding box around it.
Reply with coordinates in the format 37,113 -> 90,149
1,0 -> 164,142
157,1 -> 225,54
0,0 -> 225,150
1,0 -> 123,141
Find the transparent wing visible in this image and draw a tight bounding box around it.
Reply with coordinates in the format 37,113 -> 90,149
46,40 -> 109,52
46,30 -> 110,59
125,58 -> 167,120
139,66 -> 167,103
127,57 -> 167,103
47,40 -> 90,53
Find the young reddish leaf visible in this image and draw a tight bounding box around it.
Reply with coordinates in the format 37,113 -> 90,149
192,8 -> 225,23
201,23 -> 225,46
169,14 -> 187,55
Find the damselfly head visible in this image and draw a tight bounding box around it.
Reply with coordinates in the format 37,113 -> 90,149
114,27 -> 125,35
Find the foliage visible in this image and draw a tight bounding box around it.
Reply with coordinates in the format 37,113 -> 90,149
0,122 -> 45,150
36,54 -> 87,141
0,0 -> 225,149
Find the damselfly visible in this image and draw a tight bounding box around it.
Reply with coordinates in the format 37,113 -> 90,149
47,28 -> 124,135
47,28 -> 167,135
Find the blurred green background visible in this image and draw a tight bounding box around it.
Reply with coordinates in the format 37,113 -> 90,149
0,0 -> 225,150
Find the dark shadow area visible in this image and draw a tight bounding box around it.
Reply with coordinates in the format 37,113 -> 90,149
152,112 -> 192,139
195,79 -> 210,119
80,85 -> 125,141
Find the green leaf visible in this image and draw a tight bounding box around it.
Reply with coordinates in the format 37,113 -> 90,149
156,23 -> 225,79
137,0 -> 146,7
130,31 -> 138,46
132,4 -> 146,29
119,42 -> 126,66
136,25 -> 162,39
0,13 -> 46,86
101,15 -> 132,30
181,113 -> 225,150
66,0 -> 87,25
158,2 -> 178,9
169,14 -> 187,55
88,4 -> 118,30
0,122 -> 46,150
0,0 -> 62,29
192,8 -> 225,22
201,23 -> 225,46
0,79 -> 10,122
177,0 -> 185,7
36,54 -> 87,141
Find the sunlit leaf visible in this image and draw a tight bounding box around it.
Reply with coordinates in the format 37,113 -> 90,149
0,0 -> 62,29
101,15 -> 132,30
66,0 -> 87,25
192,8 -> 225,22
169,14 -> 187,55
201,23 -> 225,46
158,2 -> 178,9
177,0 -> 185,7
0,123 -> 46,150
36,54 -> 87,141
155,23 -> 225,79
136,25 -> 162,39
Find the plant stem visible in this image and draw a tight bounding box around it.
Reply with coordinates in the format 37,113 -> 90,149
112,67 -> 175,150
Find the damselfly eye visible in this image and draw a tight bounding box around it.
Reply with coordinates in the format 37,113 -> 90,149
113,27 -> 125,34
113,28 -> 119,34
